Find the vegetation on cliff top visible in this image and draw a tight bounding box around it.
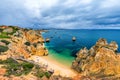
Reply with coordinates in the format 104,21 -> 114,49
0,32 -> 10,38
0,58 -> 53,79
0,45 -> 9,53
1,40 -> 10,45
0,58 -> 34,76
0,25 -> 19,38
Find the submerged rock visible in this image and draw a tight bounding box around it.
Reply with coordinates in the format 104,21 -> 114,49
72,38 -> 120,79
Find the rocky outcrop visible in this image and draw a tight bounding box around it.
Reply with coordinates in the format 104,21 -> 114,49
3,27 -> 13,33
0,26 -> 48,58
0,68 -> 6,75
49,75 -> 72,80
20,30 -> 48,56
72,38 -> 120,79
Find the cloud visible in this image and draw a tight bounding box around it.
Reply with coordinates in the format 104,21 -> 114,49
24,0 -> 58,18
100,0 -> 120,9
0,0 -> 120,29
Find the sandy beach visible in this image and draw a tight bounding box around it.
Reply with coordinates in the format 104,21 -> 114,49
29,55 -> 77,77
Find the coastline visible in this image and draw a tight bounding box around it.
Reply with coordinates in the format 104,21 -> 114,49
42,55 -> 78,77
39,30 -> 78,77
0,26 -> 77,79
2,26 -> 120,79
45,49 -> 75,67
29,55 -> 77,77
41,31 -> 75,66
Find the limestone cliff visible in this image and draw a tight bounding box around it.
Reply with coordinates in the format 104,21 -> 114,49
72,38 -> 120,79
0,26 -> 48,58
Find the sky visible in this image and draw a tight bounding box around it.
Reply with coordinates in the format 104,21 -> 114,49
0,0 -> 120,29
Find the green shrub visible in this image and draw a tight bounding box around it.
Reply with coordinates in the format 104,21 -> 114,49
0,58 -> 52,78
0,58 -> 18,64
35,70 -> 52,78
0,45 -> 9,52
22,62 -> 34,69
0,35 -> 10,38
0,32 -> 10,38
24,42 -> 31,46
1,58 -> 34,76
44,72 -> 51,78
5,58 -> 17,63
33,43 -> 37,47
7,26 -> 19,35
6,62 -> 34,76
1,40 -> 10,45
36,70 -> 45,78
0,29 -> 3,32
6,63 -> 21,76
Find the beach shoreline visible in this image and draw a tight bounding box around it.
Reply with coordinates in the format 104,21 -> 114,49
29,55 -> 77,77
39,31 -> 78,77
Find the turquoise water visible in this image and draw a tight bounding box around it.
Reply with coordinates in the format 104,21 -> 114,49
42,29 -> 120,66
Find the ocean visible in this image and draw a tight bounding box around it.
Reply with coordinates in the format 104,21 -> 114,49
42,29 -> 120,66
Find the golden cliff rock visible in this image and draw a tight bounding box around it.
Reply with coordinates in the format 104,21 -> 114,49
72,38 -> 120,79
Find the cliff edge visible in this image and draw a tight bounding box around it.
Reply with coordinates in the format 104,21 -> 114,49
0,25 -> 48,58
72,38 -> 120,79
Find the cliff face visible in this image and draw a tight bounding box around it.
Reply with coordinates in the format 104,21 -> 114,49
24,30 -> 48,56
72,38 -> 120,78
0,26 -> 48,58
0,26 -> 72,80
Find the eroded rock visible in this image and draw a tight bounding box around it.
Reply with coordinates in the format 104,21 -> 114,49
72,38 -> 120,79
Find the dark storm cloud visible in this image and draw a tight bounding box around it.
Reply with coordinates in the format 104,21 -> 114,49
0,0 -> 120,29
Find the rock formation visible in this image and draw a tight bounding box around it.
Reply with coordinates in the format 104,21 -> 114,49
72,38 -> 120,79
3,27 -> 13,33
0,25 -> 76,80
0,26 -> 48,58
46,38 -> 50,42
72,36 -> 76,41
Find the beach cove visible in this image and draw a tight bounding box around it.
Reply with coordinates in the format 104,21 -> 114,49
0,26 -> 78,79
1,26 -> 120,79
42,29 -> 120,67
29,55 -> 77,77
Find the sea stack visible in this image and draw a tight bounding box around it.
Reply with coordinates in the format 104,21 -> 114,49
72,37 -> 76,41
46,38 -> 50,42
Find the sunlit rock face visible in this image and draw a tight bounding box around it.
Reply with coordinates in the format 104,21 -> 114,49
24,30 -> 48,56
72,38 -> 120,78
3,27 -> 13,33
0,26 -> 48,58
